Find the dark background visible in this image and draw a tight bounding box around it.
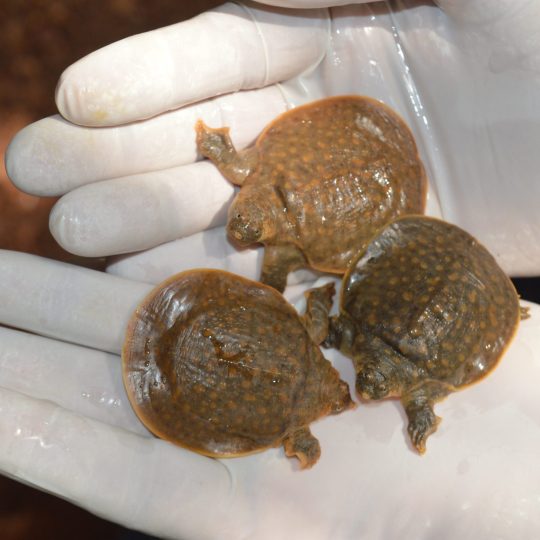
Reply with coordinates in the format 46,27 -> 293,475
1,1 -> 539,538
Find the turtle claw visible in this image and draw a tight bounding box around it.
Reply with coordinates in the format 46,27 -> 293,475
283,427 -> 321,469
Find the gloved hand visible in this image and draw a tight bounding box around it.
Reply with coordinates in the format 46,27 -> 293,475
6,0 -> 540,279
1,250 -> 540,540
3,1 -> 540,539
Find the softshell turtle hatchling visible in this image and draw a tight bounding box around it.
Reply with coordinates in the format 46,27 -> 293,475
122,269 -> 353,468
196,95 -> 427,292
324,215 -> 525,453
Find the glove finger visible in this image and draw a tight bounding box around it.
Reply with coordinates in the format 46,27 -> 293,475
107,226 -> 260,283
6,86 -> 287,197
49,161 -> 234,257
0,250 -> 152,354
55,2 -> 329,127
0,387 -> 238,540
106,226 -> 323,299
0,326 -> 145,435
0,248 -> 317,354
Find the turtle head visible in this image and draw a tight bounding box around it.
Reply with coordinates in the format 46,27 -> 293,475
227,185 -> 279,246
320,364 -> 355,414
330,379 -> 355,413
356,358 -> 401,400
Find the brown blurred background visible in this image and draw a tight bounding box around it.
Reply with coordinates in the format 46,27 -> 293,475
0,1 -> 221,538
0,0 -> 221,266
1,1 -> 540,539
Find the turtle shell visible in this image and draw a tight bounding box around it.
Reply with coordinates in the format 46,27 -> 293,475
251,95 -> 427,271
122,269 -> 344,458
340,215 -> 520,388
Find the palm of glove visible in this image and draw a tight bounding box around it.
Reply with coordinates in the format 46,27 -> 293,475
2,1 -> 540,539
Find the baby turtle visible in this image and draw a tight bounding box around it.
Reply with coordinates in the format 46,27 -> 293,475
122,269 -> 353,468
196,95 -> 427,292
325,215 -> 524,453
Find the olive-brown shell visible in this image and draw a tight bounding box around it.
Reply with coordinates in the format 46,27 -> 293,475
341,215 -> 520,387
122,269 -> 347,459
249,95 -> 427,271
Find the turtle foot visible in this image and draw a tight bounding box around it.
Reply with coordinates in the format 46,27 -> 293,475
283,427 -> 321,469
195,120 -> 231,160
260,244 -> 306,293
195,119 -> 257,186
405,401 -> 441,454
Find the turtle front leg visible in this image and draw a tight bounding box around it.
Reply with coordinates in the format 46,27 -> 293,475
402,381 -> 453,454
322,314 -> 356,355
302,282 -> 335,344
283,427 -> 321,469
260,244 -> 307,293
195,120 -> 259,186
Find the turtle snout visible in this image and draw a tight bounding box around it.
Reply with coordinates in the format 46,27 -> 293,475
356,367 -> 389,400
227,212 -> 262,245
331,380 -> 355,413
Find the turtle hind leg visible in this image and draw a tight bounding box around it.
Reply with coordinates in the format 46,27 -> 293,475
301,282 -> 336,344
283,427 -> 321,469
195,120 -> 258,186
520,305 -> 530,320
260,244 -> 307,293
402,381 -> 453,454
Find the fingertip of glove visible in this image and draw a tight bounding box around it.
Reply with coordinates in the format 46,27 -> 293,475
4,118 -> 78,197
55,68 -> 78,124
49,196 -> 92,257
4,126 -> 45,196
55,64 -> 105,128
4,132 -> 20,188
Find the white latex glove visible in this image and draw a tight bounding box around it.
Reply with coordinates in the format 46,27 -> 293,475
5,0 -> 540,279
3,1 -> 540,538
1,250 -> 540,540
